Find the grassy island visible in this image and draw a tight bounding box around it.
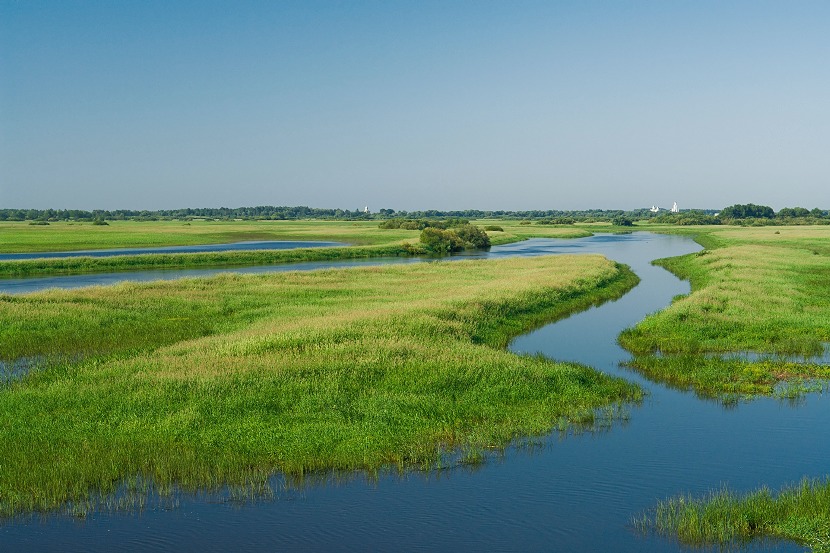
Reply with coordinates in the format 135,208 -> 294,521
0,254 -> 640,517
619,226 -> 830,399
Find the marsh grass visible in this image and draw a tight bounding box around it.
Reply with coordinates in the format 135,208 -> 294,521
638,478 -> 830,552
0,255 -> 641,517
618,226 -> 830,399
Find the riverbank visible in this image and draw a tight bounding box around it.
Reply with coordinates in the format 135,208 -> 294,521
0,255 -> 641,517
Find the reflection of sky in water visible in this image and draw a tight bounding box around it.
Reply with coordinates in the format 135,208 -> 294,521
0,233 -> 813,553
0,240 -> 345,260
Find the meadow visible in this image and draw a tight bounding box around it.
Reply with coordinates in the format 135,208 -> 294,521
0,254 -> 641,517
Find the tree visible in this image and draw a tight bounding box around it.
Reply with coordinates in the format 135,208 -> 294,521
720,204 -> 774,219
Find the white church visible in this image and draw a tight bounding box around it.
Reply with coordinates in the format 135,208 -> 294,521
649,202 -> 680,213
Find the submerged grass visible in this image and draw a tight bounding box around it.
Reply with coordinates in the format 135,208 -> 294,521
638,478 -> 830,552
618,226 -> 830,399
0,254 -> 641,517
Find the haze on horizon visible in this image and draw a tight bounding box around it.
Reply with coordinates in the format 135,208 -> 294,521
1,1 -> 828,213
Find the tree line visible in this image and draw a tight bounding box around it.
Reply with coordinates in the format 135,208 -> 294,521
1,204 -> 826,225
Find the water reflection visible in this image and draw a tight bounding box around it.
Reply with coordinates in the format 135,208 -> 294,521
0,240 -> 346,260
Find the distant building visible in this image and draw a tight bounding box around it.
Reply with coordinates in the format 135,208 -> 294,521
364,206 -> 369,214
650,205 -> 660,213
671,202 -> 679,213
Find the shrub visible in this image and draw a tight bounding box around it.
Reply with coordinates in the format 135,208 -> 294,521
454,224 -> 491,249
420,227 -> 463,253
484,225 -> 504,232
612,216 -> 633,227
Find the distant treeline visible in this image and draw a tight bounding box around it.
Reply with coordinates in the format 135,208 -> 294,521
1,204 -> 827,226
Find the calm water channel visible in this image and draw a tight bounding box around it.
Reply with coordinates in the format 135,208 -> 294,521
2,233 -> 823,552
0,240 -> 346,261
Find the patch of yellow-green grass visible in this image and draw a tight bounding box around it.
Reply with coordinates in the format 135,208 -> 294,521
619,226 -> 830,398
0,254 -> 641,517
639,478 -> 830,552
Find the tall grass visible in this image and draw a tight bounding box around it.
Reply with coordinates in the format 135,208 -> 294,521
0,255 -> 641,517
638,478 -> 830,552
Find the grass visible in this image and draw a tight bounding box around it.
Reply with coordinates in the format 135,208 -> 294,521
618,225 -> 830,399
0,254 -> 642,517
638,478 -> 830,552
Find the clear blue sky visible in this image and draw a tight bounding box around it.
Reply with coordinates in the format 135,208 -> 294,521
2,1 -> 828,211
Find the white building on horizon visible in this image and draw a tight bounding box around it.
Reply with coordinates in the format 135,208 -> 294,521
671,202 -> 679,213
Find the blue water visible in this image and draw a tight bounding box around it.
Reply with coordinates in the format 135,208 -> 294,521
0,240 -> 345,261
1,233 -> 819,552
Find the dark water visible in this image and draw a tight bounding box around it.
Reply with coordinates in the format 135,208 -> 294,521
1,233 -> 821,552
0,240 -> 345,261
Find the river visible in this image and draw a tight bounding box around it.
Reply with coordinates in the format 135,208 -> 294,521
1,233 -> 821,551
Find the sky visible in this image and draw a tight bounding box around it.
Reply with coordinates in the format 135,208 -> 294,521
1,1 -> 829,212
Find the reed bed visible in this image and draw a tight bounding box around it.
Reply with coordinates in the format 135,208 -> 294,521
0,255 -> 641,517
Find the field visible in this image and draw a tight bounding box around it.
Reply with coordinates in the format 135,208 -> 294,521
0,254 -> 641,517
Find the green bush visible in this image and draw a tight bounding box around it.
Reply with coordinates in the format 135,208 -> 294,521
419,225 -> 490,253
454,224 -> 491,249
420,227 -> 464,253
484,225 -> 503,232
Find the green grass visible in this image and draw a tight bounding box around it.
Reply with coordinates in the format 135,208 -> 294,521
0,254 -> 641,517
618,225 -> 830,399
638,478 -> 830,552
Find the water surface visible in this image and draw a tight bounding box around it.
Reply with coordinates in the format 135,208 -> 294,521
0,240 -> 345,260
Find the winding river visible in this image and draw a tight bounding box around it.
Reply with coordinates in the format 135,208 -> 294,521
2,233 -> 823,551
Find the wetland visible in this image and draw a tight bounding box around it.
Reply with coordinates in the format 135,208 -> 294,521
2,223 -> 830,551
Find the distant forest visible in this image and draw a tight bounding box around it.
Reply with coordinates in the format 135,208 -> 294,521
1,204 -> 827,226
